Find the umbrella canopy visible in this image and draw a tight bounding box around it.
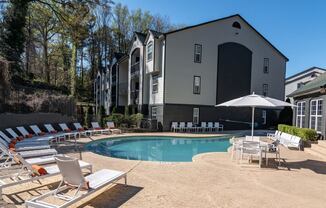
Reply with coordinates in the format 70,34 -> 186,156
215,92 -> 295,137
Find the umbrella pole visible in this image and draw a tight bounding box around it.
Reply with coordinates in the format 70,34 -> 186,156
251,107 -> 255,138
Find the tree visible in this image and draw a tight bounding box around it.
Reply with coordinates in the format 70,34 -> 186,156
0,0 -> 29,74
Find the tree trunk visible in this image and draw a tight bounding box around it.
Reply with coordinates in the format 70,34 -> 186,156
43,41 -> 50,83
70,42 -> 78,96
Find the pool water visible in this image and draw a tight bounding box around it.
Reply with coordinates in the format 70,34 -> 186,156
85,136 -> 231,162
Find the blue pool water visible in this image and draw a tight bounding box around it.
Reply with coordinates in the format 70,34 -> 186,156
85,136 -> 231,162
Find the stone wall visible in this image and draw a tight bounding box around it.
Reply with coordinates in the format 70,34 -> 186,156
0,112 -> 75,130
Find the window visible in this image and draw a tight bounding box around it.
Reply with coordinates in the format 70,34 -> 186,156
194,44 -> 202,63
262,84 -> 268,96
147,41 -> 153,62
310,99 -> 323,132
297,82 -> 304,89
262,110 -> 267,125
151,106 -> 157,119
232,21 -> 241,29
296,101 -> 306,128
263,58 -> 269,73
193,76 -> 201,94
152,75 -> 158,94
193,108 -> 199,125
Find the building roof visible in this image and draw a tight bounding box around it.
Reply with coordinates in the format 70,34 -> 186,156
286,67 -> 326,81
288,72 -> 326,97
149,30 -> 163,38
135,32 -> 147,44
164,14 -> 288,61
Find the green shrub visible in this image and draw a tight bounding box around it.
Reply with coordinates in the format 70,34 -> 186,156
105,113 -> 124,126
277,124 -> 317,141
130,113 -> 143,127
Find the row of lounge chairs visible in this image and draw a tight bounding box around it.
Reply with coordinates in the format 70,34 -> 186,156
267,130 -> 302,150
171,121 -> 224,132
0,121 -> 126,207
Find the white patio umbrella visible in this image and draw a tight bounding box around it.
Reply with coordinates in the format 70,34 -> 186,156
215,92 -> 295,137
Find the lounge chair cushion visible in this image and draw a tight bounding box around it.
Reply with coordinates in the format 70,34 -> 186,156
64,128 -> 71,132
78,128 -> 85,131
37,132 -> 46,136
25,134 -> 33,138
50,130 -> 57,134
32,165 -> 48,176
16,136 -> 24,141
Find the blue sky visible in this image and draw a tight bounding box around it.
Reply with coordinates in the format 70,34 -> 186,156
116,0 -> 326,77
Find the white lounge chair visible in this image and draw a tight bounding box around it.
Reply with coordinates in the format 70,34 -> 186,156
0,142 -> 57,158
91,122 -> 111,134
73,123 -> 93,137
5,128 -> 51,147
0,131 -> 50,151
106,121 -> 122,134
26,155 -> 126,208
58,123 -> 80,139
207,122 -> 215,132
179,122 -> 186,132
16,126 -> 57,143
0,143 -> 60,168
29,125 -> 47,136
267,130 -> 281,141
0,155 -> 92,200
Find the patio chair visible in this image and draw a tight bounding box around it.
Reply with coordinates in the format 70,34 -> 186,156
179,122 -> 186,132
106,121 -> 122,134
91,122 -> 111,134
73,123 -> 93,137
214,122 -> 224,131
267,130 -> 281,141
0,155 -> 92,200
207,122 -> 215,132
240,141 -> 263,168
171,122 -> 179,132
186,122 -> 195,132
29,125 -> 47,136
25,155 -> 126,208
200,122 -> 208,132
267,140 -> 281,166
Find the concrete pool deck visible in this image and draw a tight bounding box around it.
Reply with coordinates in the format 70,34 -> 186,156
2,132 -> 326,208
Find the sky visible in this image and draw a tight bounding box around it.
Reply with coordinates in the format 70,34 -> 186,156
116,0 -> 326,78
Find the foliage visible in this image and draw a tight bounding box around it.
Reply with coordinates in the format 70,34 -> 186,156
105,113 -> 143,127
129,113 -> 143,127
278,124 -> 317,141
85,106 -> 93,127
0,0 -> 29,73
0,1 -> 181,105
98,105 -> 106,126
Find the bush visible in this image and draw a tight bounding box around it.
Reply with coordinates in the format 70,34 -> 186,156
129,113 -> 143,127
105,113 -> 124,126
278,124 -> 317,141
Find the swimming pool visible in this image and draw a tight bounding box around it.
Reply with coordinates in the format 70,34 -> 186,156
85,136 -> 231,162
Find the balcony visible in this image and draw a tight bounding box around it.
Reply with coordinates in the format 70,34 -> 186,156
131,62 -> 140,78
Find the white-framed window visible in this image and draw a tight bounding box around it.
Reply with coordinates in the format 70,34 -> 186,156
151,106 -> 157,119
193,76 -> 201,94
263,58 -> 269,73
147,41 -> 153,62
296,101 -> 305,128
193,108 -> 199,125
262,84 -> 268,96
262,110 -> 267,125
310,99 -> 323,132
194,44 -> 202,63
152,75 -> 158,94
